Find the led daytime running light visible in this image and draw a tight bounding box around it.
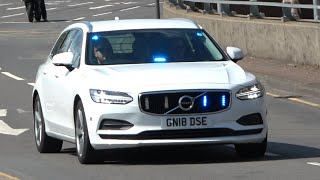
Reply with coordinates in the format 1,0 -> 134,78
90,89 -> 133,104
236,83 -> 264,100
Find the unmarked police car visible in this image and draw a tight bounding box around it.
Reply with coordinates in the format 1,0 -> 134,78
32,18 -> 268,164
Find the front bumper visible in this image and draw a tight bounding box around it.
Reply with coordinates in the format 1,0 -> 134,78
82,93 -> 268,150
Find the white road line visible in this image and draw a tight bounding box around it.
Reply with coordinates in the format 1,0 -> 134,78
1,72 -> 24,81
123,2 -> 137,5
0,120 -> 29,136
265,152 -> 281,157
28,83 -> 35,86
1,13 -> 24,18
89,4 -> 113,9
68,2 -> 94,7
46,7 -> 57,11
148,3 -> 155,6
120,6 -> 140,11
7,6 -> 25,10
0,109 -> 7,117
0,3 -> 13,7
0,22 -> 29,24
307,162 -> 320,166
93,12 -> 112,17
73,17 -> 85,21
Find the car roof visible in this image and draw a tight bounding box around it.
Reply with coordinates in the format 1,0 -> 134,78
82,19 -> 201,32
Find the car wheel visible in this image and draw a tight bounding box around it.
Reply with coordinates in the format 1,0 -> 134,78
75,100 -> 100,164
26,2 -> 34,22
235,136 -> 267,158
33,95 -> 63,153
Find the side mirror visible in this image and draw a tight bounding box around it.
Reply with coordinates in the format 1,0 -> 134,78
226,47 -> 244,62
52,52 -> 74,66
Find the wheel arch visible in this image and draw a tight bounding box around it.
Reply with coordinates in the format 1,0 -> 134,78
73,95 -> 82,123
32,90 -> 39,112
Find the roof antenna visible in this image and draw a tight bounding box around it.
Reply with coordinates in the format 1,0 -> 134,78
115,17 -> 119,20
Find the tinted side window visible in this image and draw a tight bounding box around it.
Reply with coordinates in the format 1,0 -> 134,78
50,31 -> 69,57
69,30 -> 83,68
58,30 -> 77,54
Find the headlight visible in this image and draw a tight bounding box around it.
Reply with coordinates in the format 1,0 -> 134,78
236,83 -> 264,100
90,89 -> 133,104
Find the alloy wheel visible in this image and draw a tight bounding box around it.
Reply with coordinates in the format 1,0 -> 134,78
34,100 -> 42,146
76,108 -> 85,157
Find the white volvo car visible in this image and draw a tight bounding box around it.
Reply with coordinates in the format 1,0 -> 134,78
32,19 -> 268,164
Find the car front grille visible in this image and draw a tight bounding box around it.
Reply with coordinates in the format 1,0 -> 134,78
139,90 -> 231,115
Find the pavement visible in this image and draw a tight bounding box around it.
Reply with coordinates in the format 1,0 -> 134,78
238,56 -> 320,106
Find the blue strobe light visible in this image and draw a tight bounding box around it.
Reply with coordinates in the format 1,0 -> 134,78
92,35 -> 99,40
203,95 -> 207,107
196,32 -> 203,37
221,95 -> 226,107
153,56 -> 167,63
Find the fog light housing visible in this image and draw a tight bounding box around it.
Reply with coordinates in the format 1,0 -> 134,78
236,113 -> 263,125
99,119 -> 134,130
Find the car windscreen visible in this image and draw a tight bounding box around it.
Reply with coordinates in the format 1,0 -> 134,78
86,29 -> 226,65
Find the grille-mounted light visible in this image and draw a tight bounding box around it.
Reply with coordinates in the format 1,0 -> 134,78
202,95 -> 207,107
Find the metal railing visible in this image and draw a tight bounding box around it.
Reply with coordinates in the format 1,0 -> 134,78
168,0 -> 320,21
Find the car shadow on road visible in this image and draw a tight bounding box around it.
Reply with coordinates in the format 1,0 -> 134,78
61,142 -> 320,165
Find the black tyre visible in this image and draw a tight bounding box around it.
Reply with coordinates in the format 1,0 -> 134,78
33,95 -> 63,153
235,136 -> 267,158
26,2 -> 34,22
75,100 -> 101,164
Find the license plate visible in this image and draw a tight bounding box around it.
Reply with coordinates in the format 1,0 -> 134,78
161,116 -> 209,129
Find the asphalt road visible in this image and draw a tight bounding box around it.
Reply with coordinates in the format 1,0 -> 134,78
0,0 -> 320,180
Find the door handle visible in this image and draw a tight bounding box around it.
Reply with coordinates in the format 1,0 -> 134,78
42,72 -> 47,75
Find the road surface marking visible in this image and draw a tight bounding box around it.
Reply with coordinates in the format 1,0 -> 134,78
123,2 -> 137,5
120,6 -> 140,11
93,12 -> 112,17
73,17 -> 85,21
266,92 -> 279,97
265,152 -> 281,157
0,21 -> 29,24
0,3 -> 13,7
288,98 -> 320,108
307,162 -> 320,167
0,120 -> 29,136
46,7 -> 57,11
148,3 -> 155,6
0,109 -> 7,117
1,13 -> 24,18
28,83 -> 35,86
1,72 -> 24,80
0,172 -> 20,180
7,6 -> 25,10
266,92 -> 319,108
17,109 -> 32,114
68,2 -> 94,7
89,5 -> 113,9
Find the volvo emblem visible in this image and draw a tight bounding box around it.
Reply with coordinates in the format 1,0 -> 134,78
178,95 -> 194,111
